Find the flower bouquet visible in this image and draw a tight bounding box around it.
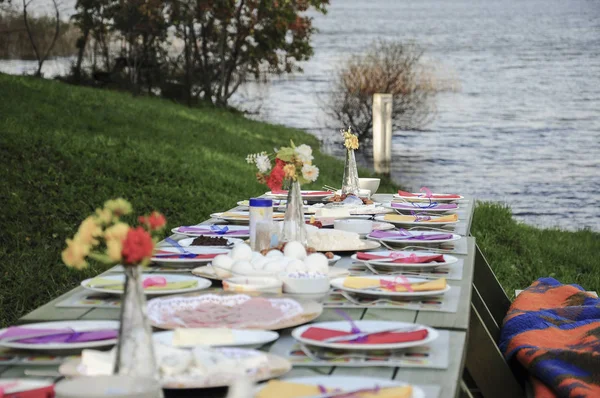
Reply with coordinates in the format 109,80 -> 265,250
247,141 -> 320,244
62,198 -> 166,382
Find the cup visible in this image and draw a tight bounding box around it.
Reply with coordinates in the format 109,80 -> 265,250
54,376 -> 162,398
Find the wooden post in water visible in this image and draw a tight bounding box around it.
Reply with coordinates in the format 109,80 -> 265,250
373,93 -> 393,175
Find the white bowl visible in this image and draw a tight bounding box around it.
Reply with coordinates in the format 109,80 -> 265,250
334,219 -> 373,235
280,273 -> 330,294
359,178 -> 380,194
223,276 -> 282,294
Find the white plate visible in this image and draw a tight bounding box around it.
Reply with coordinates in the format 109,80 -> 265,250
152,246 -> 231,265
393,192 -> 464,202
330,276 -> 450,298
0,379 -> 54,394
292,320 -> 438,351
258,376 -> 425,398
313,239 -> 381,253
367,230 -> 462,245
176,237 -> 243,248
81,274 -> 212,296
374,214 -> 459,226
192,265 -> 349,281
386,202 -> 460,213
153,329 -> 279,349
211,211 -> 286,224
171,224 -> 250,238
351,251 -> 458,269
0,321 -> 119,351
266,191 -> 334,200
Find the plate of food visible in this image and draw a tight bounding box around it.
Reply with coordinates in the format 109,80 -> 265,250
176,236 -> 243,248
147,293 -> 323,330
210,211 -> 286,224
151,246 -> 231,266
265,190 -> 334,200
81,274 -> 212,296
386,201 -> 459,213
171,225 -> 250,238
153,328 -> 279,349
291,320 -> 438,351
256,376 -> 424,398
0,320 -> 119,351
307,228 -> 381,252
367,230 -> 462,245
375,213 -> 459,226
393,190 -> 464,202
330,276 -> 450,298
60,345 -> 292,390
351,250 -> 458,269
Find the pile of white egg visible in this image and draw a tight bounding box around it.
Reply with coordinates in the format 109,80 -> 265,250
211,242 -> 329,277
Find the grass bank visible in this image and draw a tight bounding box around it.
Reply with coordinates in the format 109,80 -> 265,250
1,74 -> 598,327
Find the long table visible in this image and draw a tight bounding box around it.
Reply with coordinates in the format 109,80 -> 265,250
2,194 -> 476,397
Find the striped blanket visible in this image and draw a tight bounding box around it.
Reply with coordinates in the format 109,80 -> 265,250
500,277 -> 600,397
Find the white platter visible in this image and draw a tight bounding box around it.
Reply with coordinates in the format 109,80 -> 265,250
0,321 -> 119,351
153,329 -> 279,349
330,276 -> 450,298
311,239 -> 381,253
351,251 -> 458,269
374,214 -> 459,226
367,230 -> 462,245
292,320 -> 438,351
152,246 -> 231,266
171,225 -> 250,238
81,274 -> 212,296
265,190 -> 334,200
192,265 -> 349,281
256,376 -> 425,398
60,349 -> 292,390
393,192 -> 464,202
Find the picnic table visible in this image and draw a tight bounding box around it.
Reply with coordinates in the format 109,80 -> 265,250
0,194 -> 494,398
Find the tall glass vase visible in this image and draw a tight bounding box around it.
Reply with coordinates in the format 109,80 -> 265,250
341,148 -> 360,196
280,179 -> 307,245
114,265 -> 160,382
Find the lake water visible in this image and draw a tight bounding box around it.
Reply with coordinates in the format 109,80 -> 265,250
2,0 -> 599,231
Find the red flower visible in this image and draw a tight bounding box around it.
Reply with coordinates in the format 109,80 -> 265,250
267,159 -> 286,192
138,211 -> 167,231
121,227 -> 154,264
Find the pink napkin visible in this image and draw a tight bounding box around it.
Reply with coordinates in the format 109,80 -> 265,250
143,276 -> 167,288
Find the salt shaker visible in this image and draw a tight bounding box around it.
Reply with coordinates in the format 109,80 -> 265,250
249,198 -> 273,252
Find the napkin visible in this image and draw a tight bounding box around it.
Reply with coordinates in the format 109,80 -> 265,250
369,230 -> 453,240
0,327 -> 117,344
398,190 -> 461,199
175,226 -> 249,235
86,277 -> 198,291
343,277 -> 447,292
391,202 -> 458,210
257,380 -> 413,398
356,252 -> 445,263
301,326 -> 428,345
384,213 -> 458,223
153,250 -> 227,259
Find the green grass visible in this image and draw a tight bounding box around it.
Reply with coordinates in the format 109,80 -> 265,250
1,74 -> 598,327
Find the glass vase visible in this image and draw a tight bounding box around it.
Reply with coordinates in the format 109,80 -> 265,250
341,148 -> 360,196
280,179 -> 307,245
114,265 -> 160,383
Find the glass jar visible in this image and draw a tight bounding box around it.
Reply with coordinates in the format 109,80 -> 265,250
249,198 -> 273,251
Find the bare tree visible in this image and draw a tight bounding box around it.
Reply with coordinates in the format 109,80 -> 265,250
325,41 -> 442,143
22,0 -> 61,77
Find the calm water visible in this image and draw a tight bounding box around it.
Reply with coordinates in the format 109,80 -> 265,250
3,0 -> 599,230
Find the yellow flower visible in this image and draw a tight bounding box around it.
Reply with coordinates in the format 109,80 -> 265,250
105,222 -> 130,242
283,164 -> 297,180
62,238 -> 90,270
75,216 -> 102,246
95,207 -> 114,225
106,239 -> 123,262
342,127 -> 360,150
103,198 -> 132,216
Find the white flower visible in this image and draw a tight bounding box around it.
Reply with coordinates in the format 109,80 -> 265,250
295,144 -> 314,163
255,153 -> 271,173
302,164 -> 319,182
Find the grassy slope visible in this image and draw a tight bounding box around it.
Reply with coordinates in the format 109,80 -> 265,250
1,74 -> 598,326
